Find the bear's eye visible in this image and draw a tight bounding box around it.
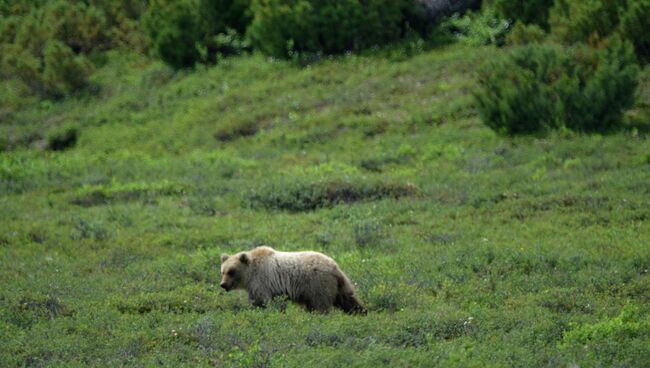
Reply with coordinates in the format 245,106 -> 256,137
227,270 -> 235,277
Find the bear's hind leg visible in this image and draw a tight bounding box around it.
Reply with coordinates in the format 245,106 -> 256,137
301,280 -> 337,313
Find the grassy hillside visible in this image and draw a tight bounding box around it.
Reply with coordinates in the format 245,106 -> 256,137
1,44 -> 650,366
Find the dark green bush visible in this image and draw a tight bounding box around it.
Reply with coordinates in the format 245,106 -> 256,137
1,44 -> 42,92
1,39 -> 93,99
549,0 -> 623,45
1,1 -> 145,50
199,0 -> 252,35
142,0 -> 251,68
247,0 -> 413,58
619,0 -> 650,63
0,1 -> 122,98
9,1 -> 110,54
199,0 -> 253,59
142,0 -> 203,69
87,0 -> 148,51
0,14 -> 20,44
548,0 -> 649,63
490,0 -> 556,29
93,0 -> 147,21
46,1 -> 109,53
506,22 -> 547,45
475,39 -> 639,135
401,0 -> 433,37
42,40 -> 93,98
247,177 -> 418,211
70,181 -> 185,207
0,0 -> 47,17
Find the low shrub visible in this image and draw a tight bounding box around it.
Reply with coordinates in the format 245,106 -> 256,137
248,178 -> 417,211
41,40 -> 94,98
70,180 -> 185,207
619,0 -> 650,63
1,40 -> 93,99
141,0 -> 203,69
11,1 -> 110,55
0,1 -> 109,98
559,305 -> 650,366
549,0 -> 622,45
548,0 -> 649,64
199,0 -> 252,36
506,22 -> 547,45
247,0 -> 413,58
474,39 -> 639,135
43,1 -> 110,53
71,218 -> 110,241
6,294 -> 74,328
441,8 -> 510,47
0,44 -> 42,94
142,0 -> 252,68
247,169 -> 418,211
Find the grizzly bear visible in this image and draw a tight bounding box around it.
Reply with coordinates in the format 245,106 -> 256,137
220,246 -> 366,314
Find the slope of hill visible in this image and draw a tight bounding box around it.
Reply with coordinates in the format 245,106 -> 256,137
1,44 -> 649,366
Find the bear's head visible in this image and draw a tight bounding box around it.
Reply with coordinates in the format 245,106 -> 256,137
219,252 -> 251,292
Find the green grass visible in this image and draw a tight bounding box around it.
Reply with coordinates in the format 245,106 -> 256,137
1,43 -> 650,367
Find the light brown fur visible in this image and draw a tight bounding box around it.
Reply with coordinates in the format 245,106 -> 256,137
220,246 -> 366,314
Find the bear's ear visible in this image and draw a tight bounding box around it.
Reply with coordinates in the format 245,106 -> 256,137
220,254 -> 229,263
239,253 -> 249,264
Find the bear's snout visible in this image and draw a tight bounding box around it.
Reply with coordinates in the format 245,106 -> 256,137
220,282 -> 230,291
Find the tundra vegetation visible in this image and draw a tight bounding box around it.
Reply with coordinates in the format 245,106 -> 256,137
1,0 -> 649,366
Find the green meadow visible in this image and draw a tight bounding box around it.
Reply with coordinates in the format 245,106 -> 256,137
1,43 -> 650,366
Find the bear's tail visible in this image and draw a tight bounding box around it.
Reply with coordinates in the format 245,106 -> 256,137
334,271 -> 367,315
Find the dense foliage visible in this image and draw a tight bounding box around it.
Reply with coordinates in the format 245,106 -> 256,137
549,0 -> 623,44
142,0 -> 252,69
0,1 -> 104,98
548,0 -> 648,63
200,0 -> 252,35
1,0 -> 646,101
618,0 -> 650,64
246,0 -> 413,58
141,0 -> 204,69
0,0 -> 144,99
490,0 -> 556,29
505,23 -> 547,45
475,39 -> 639,135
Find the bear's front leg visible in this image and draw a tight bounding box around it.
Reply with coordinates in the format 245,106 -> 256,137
248,289 -> 271,308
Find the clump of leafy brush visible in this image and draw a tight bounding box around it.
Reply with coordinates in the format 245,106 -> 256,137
0,0 -> 145,99
475,37 -> 639,135
246,165 -> 418,212
487,0 -> 649,63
